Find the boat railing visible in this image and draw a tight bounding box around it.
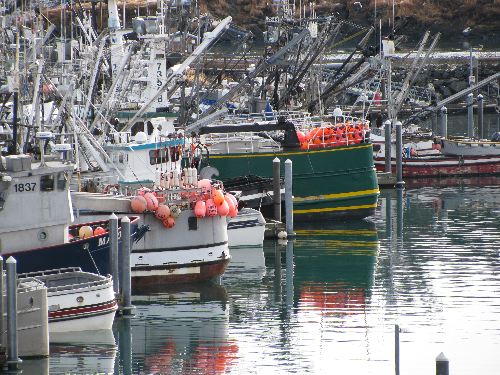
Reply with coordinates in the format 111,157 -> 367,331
206,132 -> 282,153
216,110 -> 313,125
18,268 -> 113,293
18,267 -> 84,278
299,119 -> 370,150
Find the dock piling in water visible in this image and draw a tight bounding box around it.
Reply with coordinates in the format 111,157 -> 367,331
273,158 -> 281,222
284,159 -> 294,237
478,94 -> 484,139
436,352 -> 449,375
395,324 -> 400,375
467,93 -> 474,138
119,216 -> 134,315
395,121 -> 404,188
6,257 -> 21,370
440,106 -> 448,138
384,120 -> 392,173
109,213 -> 119,295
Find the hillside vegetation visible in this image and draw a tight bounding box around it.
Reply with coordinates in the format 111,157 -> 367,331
198,0 -> 500,32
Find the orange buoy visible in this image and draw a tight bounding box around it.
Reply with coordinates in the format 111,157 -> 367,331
206,199 -> 218,217
194,200 -> 207,218
155,204 -> 171,220
79,225 -> 93,239
197,179 -> 212,195
225,194 -> 238,217
346,126 -> 356,142
94,226 -> 106,236
217,200 -> 229,216
137,187 -> 151,196
226,193 -> 238,209
296,130 -> 306,143
144,192 -> 159,211
212,188 -> 225,206
162,217 -> 175,228
131,196 -> 148,213
224,194 -> 235,212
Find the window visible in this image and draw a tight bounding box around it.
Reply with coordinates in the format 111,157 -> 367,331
40,174 -> 54,191
56,172 -> 68,191
188,217 -> 198,231
149,149 -> 169,165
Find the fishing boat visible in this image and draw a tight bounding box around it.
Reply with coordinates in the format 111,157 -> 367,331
18,267 -> 117,333
0,156 -> 141,274
72,131 -> 233,288
198,112 -> 379,221
372,127 -> 500,178
374,153 -> 500,177
227,208 -> 266,248
437,136 -> 500,157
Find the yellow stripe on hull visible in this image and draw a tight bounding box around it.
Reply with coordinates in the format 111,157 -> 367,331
294,229 -> 377,236
293,203 -> 378,215
294,188 -> 380,203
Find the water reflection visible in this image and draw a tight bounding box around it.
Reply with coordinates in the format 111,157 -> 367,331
224,221 -> 381,374
128,284 -> 235,375
49,330 -> 117,374
292,221 -> 380,316
42,182 -> 500,375
373,185 -> 500,374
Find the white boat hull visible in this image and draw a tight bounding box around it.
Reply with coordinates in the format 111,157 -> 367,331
21,268 -> 118,333
227,208 -> 266,248
50,307 -> 117,333
440,138 -> 500,156
72,199 -> 231,287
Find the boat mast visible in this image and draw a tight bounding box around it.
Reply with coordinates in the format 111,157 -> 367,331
9,31 -> 20,155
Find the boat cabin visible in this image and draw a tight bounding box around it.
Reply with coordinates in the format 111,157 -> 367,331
0,155 -> 74,253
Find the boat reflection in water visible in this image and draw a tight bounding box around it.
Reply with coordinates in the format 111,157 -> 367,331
45,330 -> 116,375
292,221 -> 380,316
225,246 -> 266,282
127,283 -> 238,375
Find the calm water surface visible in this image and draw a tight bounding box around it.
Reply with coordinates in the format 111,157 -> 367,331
25,180 -> 500,374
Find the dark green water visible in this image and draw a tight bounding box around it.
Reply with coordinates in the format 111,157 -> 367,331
23,179 -> 500,374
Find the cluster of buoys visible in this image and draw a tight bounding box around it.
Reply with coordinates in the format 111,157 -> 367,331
193,179 -> 238,219
69,224 -> 107,241
130,179 -> 239,229
130,187 -> 180,229
299,122 -> 365,150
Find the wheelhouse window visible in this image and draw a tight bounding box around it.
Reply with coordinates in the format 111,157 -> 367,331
56,172 -> 68,191
40,174 -> 54,191
149,149 -> 169,165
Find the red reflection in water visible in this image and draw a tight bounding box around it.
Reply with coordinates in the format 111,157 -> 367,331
146,341 -> 239,375
300,283 -> 366,314
145,342 -> 176,373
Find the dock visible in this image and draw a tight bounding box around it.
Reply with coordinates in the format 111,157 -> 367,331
377,172 -> 397,187
264,219 -> 286,239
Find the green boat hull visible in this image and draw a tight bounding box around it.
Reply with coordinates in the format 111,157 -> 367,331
206,143 -> 379,220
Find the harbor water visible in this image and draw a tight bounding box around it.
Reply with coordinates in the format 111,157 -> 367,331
23,179 -> 500,374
